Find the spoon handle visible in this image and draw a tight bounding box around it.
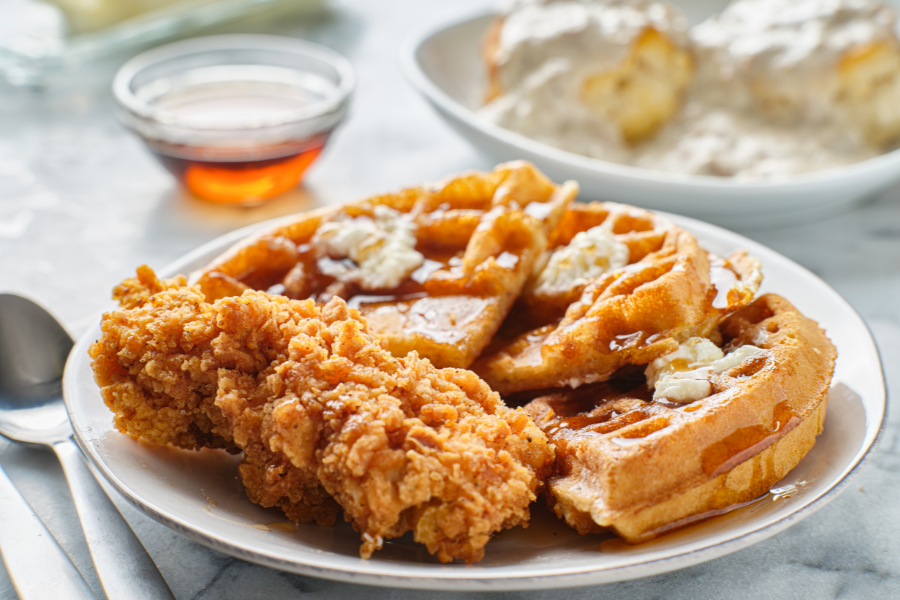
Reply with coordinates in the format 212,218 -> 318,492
53,439 -> 176,600
0,463 -> 97,600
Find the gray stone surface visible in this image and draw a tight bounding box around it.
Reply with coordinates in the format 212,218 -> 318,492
1,0 -> 898,598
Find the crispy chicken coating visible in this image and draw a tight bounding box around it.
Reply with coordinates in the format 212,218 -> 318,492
222,297 -> 554,562
90,266 -> 338,524
90,267 -> 554,562
90,265 -> 233,450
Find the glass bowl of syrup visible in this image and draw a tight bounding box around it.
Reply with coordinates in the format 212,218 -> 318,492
113,34 -> 354,204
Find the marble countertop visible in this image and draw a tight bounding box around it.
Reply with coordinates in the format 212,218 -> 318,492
1,0 -> 898,598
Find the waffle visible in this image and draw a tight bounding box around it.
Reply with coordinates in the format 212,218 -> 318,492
520,201 -> 679,323
525,294 -> 836,542
472,202 -> 762,395
483,3 -> 692,142
195,162 -> 577,368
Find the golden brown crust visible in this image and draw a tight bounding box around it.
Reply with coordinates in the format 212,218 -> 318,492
236,448 -> 340,527
91,165 -> 838,554
837,39 -> 900,146
473,212 -> 763,395
520,201 -> 679,323
525,293 -> 836,542
90,268 -> 232,450
90,268 -> 340,524
483,16 -> 505,103
91,269 -> 555,562
195,161 -> 578,370
607,396 -> 828,541
580,28 -> 693,143
111,264 -> 188,310
218,296 -> 555,563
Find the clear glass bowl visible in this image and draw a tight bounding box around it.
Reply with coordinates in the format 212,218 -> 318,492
112,34 -> 354,204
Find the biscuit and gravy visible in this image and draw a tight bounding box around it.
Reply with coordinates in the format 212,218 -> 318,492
482,0 -> 900,178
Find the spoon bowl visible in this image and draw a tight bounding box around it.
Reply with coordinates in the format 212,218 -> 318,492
0,293 -> 73,445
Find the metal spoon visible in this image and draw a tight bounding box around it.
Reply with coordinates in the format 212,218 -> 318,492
0,293 -> 175,600
0,438 -> 96,599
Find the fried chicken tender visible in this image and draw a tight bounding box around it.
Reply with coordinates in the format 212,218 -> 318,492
91,267 -> 554,562
90,266 -> 340,524
90,265 -> 233,450
215,294 -> 554,563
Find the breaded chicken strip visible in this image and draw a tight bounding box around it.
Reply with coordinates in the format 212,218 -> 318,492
90,265 -> 339,525
90,266 -> 233,450
216,297 -> 554,562
91,267 -> 554,562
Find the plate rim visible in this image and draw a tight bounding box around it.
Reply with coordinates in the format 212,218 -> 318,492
63,211 -> 888,591
399,9 -> 900,192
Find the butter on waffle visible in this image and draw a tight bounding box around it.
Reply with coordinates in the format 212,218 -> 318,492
520,201 -> 678,323
525,294 -> 836,542
472,202 -> 763,394
195,161 -> 577,368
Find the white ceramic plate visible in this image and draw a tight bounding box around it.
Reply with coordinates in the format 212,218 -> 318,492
401,2 -> 900,229
64,214 -> 886,591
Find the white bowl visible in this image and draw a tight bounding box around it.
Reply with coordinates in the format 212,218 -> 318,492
401,3 -> 900,229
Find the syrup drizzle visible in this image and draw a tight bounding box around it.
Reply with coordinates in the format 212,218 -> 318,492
700,401 -> 800,477
266,522 -> 298,533
347,292 -> 428,309
200,493 -> 297,534
600,478 -> 814,549
769,479 -> 809,501
639,495 -> 767,540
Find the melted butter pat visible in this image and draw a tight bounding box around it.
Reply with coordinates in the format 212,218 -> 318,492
534,220 -> 629,293
313,205 -> 424,290
646,337 -> 766,402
